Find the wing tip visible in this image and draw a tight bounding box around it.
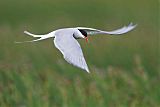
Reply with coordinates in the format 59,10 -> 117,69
128,22 -> 138,29
14,41 -> 22,44
24,30 -> 28,34
85,68 -> 90,73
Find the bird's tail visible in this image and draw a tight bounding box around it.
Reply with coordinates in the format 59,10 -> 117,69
15,31 -> 55,43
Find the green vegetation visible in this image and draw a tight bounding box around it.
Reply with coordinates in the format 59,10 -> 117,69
0,0 -> 159,106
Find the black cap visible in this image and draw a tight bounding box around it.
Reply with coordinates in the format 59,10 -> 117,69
78,29 -> 87,37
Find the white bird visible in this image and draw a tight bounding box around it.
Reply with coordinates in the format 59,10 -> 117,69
15,23 -> 137,73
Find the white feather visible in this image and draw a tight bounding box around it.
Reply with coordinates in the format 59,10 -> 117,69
15,31 -> 55,43
77,23 -> 137,35
54,33 -> 89,73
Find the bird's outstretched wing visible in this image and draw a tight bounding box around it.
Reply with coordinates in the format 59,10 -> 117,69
54,33 -> 89,73
77,23 -> 137,35
15,31 -> 55,43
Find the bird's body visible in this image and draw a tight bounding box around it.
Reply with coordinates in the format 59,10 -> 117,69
16,23 -> 137,73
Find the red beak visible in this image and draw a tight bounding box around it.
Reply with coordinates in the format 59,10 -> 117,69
85,37 -> 88,43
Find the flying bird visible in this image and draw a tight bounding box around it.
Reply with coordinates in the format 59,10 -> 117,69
16,23 -> 137,73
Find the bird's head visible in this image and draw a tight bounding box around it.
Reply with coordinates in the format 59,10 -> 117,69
78,29 -> 88,42
74,29 -> 88,42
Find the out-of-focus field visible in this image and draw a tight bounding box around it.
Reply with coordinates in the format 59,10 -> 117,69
0,0 -> 159,107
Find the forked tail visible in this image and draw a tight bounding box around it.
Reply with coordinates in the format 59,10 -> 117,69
15,31 -> 55,43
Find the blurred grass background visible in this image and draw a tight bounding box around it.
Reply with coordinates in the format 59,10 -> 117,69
0,0 -> 159,107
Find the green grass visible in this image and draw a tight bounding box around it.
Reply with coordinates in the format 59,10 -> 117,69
0,0 -> 159,107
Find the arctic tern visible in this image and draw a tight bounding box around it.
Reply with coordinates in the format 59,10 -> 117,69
16,23 -> 137,73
